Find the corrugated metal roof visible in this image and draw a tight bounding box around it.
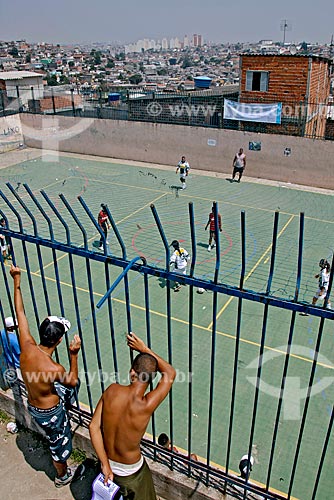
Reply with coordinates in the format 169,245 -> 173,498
0,71 -> 44,81
239,53 -> 332,62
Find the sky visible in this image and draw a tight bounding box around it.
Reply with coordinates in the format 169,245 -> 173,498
0,0 -> 333,46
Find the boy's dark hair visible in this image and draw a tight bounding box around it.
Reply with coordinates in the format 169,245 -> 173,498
158,433 -> 170,447
39,318 -> 65,347
132,353 -> 158,383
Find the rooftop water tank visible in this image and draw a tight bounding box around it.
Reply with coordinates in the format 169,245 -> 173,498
194,76 -> 212,89
108,93 -> 121,102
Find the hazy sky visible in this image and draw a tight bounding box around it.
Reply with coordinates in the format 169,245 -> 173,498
1,0 -> 333,45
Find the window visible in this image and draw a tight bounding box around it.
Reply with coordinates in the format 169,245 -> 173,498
246,71 -> 269,91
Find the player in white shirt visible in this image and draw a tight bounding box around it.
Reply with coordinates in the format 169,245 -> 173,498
301,259 -> 332,315
312,259 -> 331,307
170,240 -> 190,292
176,156 -> 190,190
232,148 -> 246,183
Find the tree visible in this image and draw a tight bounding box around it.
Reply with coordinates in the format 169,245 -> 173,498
68,60 -> 75,68
25,54 -> 31,63
94,52 -> 102,65
59,75 -> 70,84
9,47 -> 19,57
181,56 -> 193,69
129,74 -> 143,85
47,74 -> 58,86
106,59 -> 115,68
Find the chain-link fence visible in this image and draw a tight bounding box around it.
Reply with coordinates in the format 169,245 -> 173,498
1,86 -> 333,140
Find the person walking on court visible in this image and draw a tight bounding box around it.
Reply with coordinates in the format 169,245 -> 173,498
232,148 -> 246,182
205,206 -> 222,251
98,204 -> 111,250
170,240 -> 190,292
9,264 -> 85,488
176,155 -> 190,190
89,332 -> 176,499
302,259 -> 332,315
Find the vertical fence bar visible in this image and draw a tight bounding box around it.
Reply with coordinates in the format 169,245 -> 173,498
187,202 -> 197,472
51,89 -> 56,115
0,188 -> 40,327
266,213 -> 304,490
78,196 -> 134,368
225,211 -> 246,487
60,194 -> 105,393
7,183 -> 52,317
287,317 -> 326,498
150,203 -> 174,467
205,202 -> 221,485
242,212 -> 280,496
311,405 -> 334,500
1,90 -> 6,117
70,88 -> 76,117
41,190 -> 94,412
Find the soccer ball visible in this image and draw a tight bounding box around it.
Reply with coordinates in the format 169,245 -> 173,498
197,288 -> 205,294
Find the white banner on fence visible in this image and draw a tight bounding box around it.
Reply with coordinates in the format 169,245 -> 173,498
223,99 -> 282,124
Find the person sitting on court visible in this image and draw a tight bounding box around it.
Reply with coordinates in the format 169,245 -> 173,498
9,264 -> 85,488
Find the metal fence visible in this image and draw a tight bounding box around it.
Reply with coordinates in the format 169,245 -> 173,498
1,86 -> 333,140
1,183 -> 334,499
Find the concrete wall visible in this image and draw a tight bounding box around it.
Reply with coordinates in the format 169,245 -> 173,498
21,113 -> 334,190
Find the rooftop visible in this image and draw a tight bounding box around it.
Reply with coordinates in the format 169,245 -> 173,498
0,71 -> 44,80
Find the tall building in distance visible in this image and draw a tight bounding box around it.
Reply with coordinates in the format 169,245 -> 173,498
193,34 -> 202,47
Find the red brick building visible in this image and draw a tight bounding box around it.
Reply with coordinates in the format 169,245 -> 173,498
239,54 -> 332,138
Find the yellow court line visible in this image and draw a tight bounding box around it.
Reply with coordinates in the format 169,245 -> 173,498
22,268 -> 334,371
36,192 -> 167,273
64,175 -> 334,224
207,215 -> 295,330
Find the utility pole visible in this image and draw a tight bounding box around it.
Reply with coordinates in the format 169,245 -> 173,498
280,20 -> 292,45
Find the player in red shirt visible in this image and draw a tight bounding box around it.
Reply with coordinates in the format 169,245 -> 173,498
205,206 -> 222,251
98,204 -> 111,250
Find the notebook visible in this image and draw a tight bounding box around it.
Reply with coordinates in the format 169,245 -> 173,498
92,473 -> 123,500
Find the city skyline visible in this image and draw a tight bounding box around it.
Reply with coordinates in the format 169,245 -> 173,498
0,0 -> 333,46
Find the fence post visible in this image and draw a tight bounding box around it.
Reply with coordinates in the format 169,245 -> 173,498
51,88 -> 56,114
16,85 -> 22,112
30,86 -> 36,113
71,88 -> 76,117
0,90 -> 5,117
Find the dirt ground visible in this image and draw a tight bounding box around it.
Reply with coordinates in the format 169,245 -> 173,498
0,418 -> 99,500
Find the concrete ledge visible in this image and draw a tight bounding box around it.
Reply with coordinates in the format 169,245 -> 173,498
0,386 -> 237,500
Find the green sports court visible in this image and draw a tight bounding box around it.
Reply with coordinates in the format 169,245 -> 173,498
1,149 -> 333,500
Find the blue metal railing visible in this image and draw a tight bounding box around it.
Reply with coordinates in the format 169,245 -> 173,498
0,184 -> 333,500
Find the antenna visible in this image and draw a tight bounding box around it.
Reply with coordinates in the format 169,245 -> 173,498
280,20 -> 292,45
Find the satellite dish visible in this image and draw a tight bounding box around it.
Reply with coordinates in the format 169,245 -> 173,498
290,45 -> 297,55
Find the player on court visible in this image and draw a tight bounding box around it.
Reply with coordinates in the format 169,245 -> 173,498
170,240 -> 190,292
301,258 -> 332,315
205,206 -> 222,251
176,156 -> 190,190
